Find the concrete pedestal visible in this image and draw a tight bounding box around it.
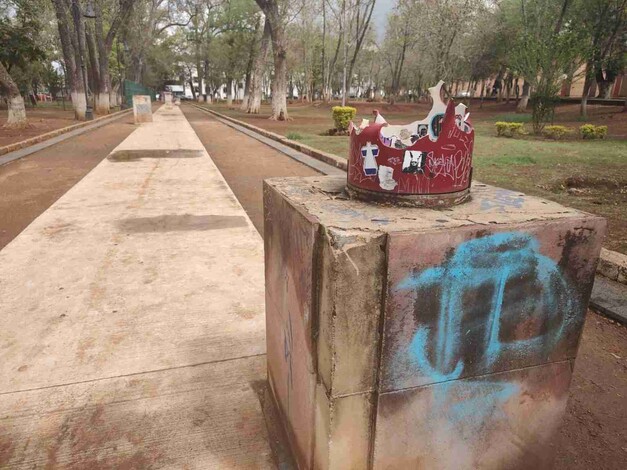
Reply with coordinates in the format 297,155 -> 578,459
263,176 -> 605,470
132,95 -> 152,123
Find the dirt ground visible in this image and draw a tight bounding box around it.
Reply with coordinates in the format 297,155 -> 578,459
0,113 -> 135,249
0,106 -> 80,147
0,105 -> 624,469
182,106 -> 627,470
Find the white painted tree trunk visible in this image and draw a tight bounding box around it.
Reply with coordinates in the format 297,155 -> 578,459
95,92 -> 110,115
0,61 -> 28,127
71,91 -> 87,120
240,95 -> 249,111
248,94 -> 262,114
109,89 -> 119,107
6,95 -> 28,128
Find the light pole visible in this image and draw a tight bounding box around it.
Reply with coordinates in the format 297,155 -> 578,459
71,0 -> 96,120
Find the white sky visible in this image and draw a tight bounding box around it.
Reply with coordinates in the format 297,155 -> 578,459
373,0 -> 395,41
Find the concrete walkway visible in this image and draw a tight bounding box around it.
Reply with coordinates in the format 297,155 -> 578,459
0,105 -> 273,468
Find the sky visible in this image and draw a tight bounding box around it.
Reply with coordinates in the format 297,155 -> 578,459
372,0 -> 395,41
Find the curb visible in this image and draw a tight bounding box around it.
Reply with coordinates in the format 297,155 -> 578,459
0,108 -> 132,157
192,105 -> 348,172
597,248 -> 627,285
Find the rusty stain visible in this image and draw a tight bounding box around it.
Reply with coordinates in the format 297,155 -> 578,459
233,303 -> 257,320
42,222 -> 74,238
0,433 -> 15,466
107,149 -> 203,162
76,337 -> 96,363
116,214 -> 247,233
42,404 -> 163,469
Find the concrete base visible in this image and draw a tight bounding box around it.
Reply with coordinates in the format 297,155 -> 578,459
263,176 -> 605,470
132,95 -> 153,124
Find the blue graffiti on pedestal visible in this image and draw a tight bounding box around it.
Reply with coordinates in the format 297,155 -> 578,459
396,232 -> 578,433
398,232 -> 577,379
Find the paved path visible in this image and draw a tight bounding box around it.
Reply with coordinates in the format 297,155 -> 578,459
0,113 -> 136,250
182,105 -> 320,235
0,105 -> 273,468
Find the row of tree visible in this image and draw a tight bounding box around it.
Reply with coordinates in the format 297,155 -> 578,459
1,0 -> 625,128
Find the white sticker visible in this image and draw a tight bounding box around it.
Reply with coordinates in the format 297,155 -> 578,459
378,165 -> 397,191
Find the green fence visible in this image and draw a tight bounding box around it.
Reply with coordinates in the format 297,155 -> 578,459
122,80 -> 157,109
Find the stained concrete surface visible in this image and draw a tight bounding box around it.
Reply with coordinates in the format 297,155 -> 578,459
0,106 -> 273,468
0,113 -> 137,250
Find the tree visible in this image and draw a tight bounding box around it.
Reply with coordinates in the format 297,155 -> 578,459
245,16 -> 271,112
345,0 -> 376,101
381,1 -> 412,104
87,0 -> 136,114
254,0 -> 289,120
574,0 -> 626,117
0,62 -> 28,127
51,0 -> 89,119
0,0 -> 47,126
506,0 -> 582,133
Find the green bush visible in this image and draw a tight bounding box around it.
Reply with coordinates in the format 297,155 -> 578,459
595,125 -> 608,139
580,124 -> 608,140
286,131 -> 303,140
331,106 -> 357,132
495,121 -> 525,137
542,125 -> 571,140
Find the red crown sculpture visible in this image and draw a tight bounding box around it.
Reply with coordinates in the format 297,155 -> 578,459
347,81 -> 474,206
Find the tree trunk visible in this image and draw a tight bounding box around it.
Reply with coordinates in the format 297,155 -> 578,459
247,19 -> 271,114
321,0 -> 326,102
52,0 -> 86,120
345,0 -> 376,103
0,62 -> 28,127
241,19 -> 261,111
85,22 -> 103,115
597,79 -> 613,98
94,8 -> 109,115
517,80 -> 530,112
188,68 -> 196,100
256,1 -> 289,120
580,73 -> 593,119
226,79 -> 233,106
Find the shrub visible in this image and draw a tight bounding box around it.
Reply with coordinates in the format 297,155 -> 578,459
580,124 -> 608,140
495,121 -> 525,137
542,125 -> 571,140
580,124 -> 596,139
286,131 -> 303,140
595,125 -> 608,139
331,106 -> 357,132
529,92 -> 559,134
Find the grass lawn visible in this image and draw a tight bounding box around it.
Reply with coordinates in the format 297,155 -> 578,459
205,100 -> 627,254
